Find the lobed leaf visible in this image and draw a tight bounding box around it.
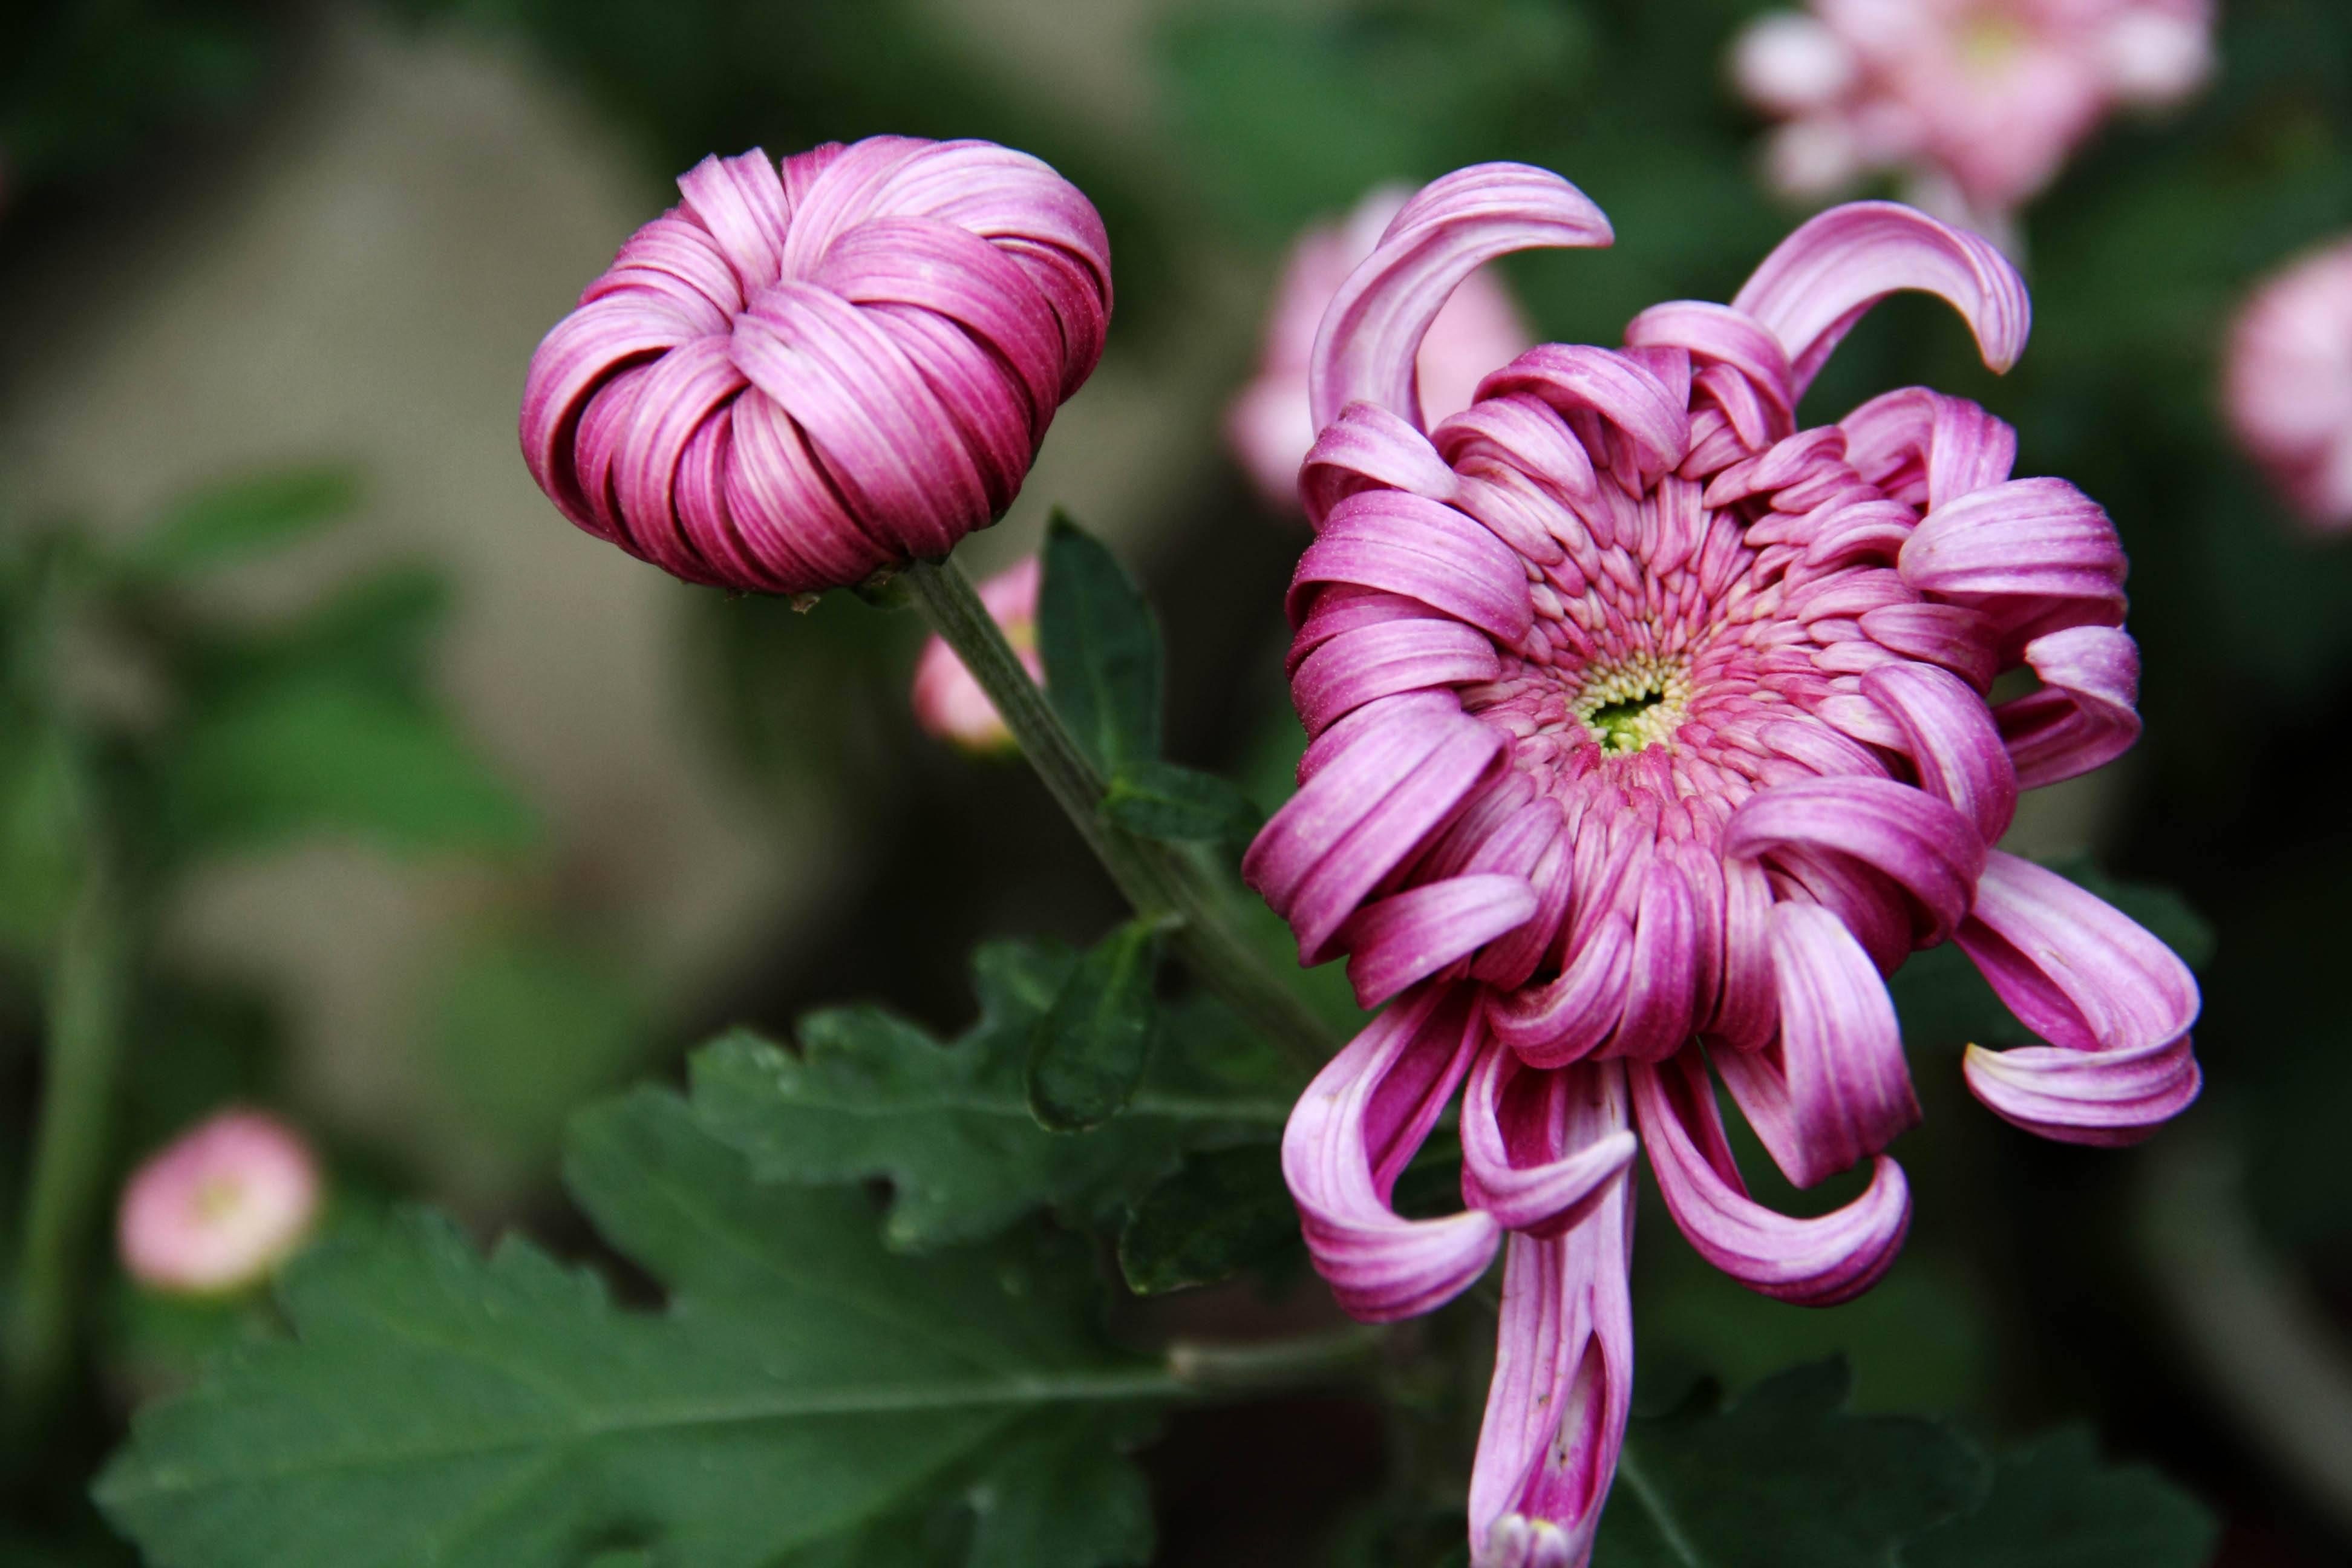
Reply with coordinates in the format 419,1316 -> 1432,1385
688,942 -> 1291,1250
1117,1142 -> 1301,1296
1026,919 -> 1163,1132
1901,1427 -> 2220,1568
97,1090 -> 1164,1568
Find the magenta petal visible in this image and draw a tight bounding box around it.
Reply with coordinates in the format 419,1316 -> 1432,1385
1840,387 -> 2018,509
1716,903 -> 1920,1189
1956,852 -> 2202,1145
1996,626 -> 2143,789
1860,662 -> 2019,843
1312,164 -> 1613,433
1282,988 -> 1502,1321
1293,618 -> 1502,737
1300,402 -> 1464,526
1460,1053 -> 1640,1238
1730,201 -> 2030,397
1631,1053 -> 1912,1307
1898,476 -> 2128,647
1344,874 -> 1541,1008
1487,915 -> 1636,1068
1467,1168 -> 1634,1568
1290,491 -> 1534,641
1478,345 -> 1693,479
1722,775 -> 1984,946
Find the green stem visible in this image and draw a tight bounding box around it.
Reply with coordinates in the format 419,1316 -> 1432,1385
903,555 -> 1336,1070
1167,1324 -> 1387,1391
6,841 -> 132,1428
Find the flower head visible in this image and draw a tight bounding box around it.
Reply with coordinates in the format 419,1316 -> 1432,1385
520,139 -> 1112,596
118,1110 -> 322,1296
2226,237 -> 2352,532
1732,0 -> 2213,235
1229,187 -> 1533,512
910,555 -> 1044,751
1247,163 -> 2198,1566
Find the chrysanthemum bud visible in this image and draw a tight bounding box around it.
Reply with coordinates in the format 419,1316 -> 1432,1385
909,555 -> 1042,752
118,1110 -> 322,1295
520,138 -> 1112,595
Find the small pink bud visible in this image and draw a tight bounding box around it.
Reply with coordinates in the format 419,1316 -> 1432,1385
909,556 -> 1044,753
2226,238 -> 2352,532
1227,187 -> 1534,512
520,139 -> 1112,596
118,1111 -> 322,1295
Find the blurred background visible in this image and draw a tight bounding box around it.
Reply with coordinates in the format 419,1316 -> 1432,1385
3,0 -> 2350,1563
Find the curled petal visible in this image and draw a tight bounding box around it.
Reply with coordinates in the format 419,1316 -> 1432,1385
1487,915 -> 1635,1068
1461,1051 -> 1640,1238
1898,476 -> 2128,647
1715,903 -> 1920,1189
1708,855 -> 1779,1051
1722,775 -> 1984,947
1840,387 -> 2018,509
1630,1053 -> 1911,1307
1282,987 -> 1501,1321
1730,201 -> 2031,398
1861,662 -> 2019,843
1858,603 -> 1999,691
1344,875 -> 1541,1008
1300,402 -> 1464,526
1293,618 -> 1501,737
1624,299 -> 1797,422
1290,491 -> 1534,641
1996,626 -> 2143,789
1957,851 -> 2202,1144
1478,345 -> 1693,479
1468,1161 -> 1634,1568
1312,164 -> 1613,432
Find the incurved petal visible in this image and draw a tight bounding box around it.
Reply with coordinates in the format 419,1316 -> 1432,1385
1956,851 -> 2202,1144
1898,476 -> 2128,647
1624,299 -> 1797,418
1344,874 -> 1541,1008
1858,602 -> 1999,691
1861,662 -> 2019,843
1722,775 -> 1984,947
1468,1140 -> 1634,1568
1312,164 -> 1613,432
1478,345 -> 1692,479
1995,626 -> 2143,789
1486,915 -> 1635,1068
1282,987 -> 1501,1321
1293,618 -> 1501,737
1840,387 -> 2017,509
1300,402 -> 1463,526
1630,1053 -> 1911,1307
1461,1050 -> 1640,1238
1714,903 -> 1919,1189
1290,491 -> 1533,641
1730,201 -> 2030,398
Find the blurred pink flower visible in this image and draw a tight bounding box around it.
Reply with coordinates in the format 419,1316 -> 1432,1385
1251,163 -> 2197,1566
118,1111 -> 322,1296
2226,238 -> 2352,532
1229,188 -> 1533,512
521,139 -> 1112,596
910,555 -> 1043,751
1731,0 -> 2213,240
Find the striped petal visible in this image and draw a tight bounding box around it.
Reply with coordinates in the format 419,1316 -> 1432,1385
1995,626 -> 2143,789
1460,1051 -> 1640,1238
1861,662 -> 2019,843
1957,852 -> 2202,1145
1630,1052 -> 1912,1306
1282,987 -> 1501,1321
1722,776 -> 1984,947
1344,874 -> 1541,1008
1312,164 -> 1613,432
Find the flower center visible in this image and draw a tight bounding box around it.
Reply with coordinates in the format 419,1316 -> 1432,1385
1956,11 -> 2031,73
1572,654 -> 1691,756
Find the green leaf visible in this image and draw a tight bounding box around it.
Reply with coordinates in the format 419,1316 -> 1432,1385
165,674 -> 537,855
1902,1427 -> 2219,1568
1039,514 -> 1161,773
1027,920 -> 1162,1132
97,1089 -> 1163,1568
1117,1143 -> 1300,1296
688,942 -> 1290,1250
1598,1361 -> 1985,1567
119,468 -> 360,579
1102,760 -> 1264,848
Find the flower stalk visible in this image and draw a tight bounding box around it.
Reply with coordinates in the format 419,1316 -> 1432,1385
902,554 -> 1336,1071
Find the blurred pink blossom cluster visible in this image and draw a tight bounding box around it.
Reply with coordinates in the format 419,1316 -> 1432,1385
2226,238 -> 2352,532
1228,187 -> 1534,512
1730,0 -> 2213,244
118,1110 -> 321,1296
909,555 -> 1043,751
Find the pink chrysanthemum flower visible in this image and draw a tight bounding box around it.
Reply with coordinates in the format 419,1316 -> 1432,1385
1229,187 -> 1533,512
910,555 -> 1044,751
2226,238 -> 2352,532
1731,0 -> 2213,241
118,1110 -> 322,1296
520,138 -> 1112,596
1244,163 -> 2200,1567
